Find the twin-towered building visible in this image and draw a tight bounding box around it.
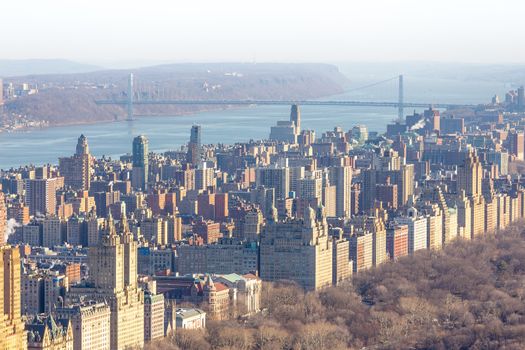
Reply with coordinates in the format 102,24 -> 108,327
68,212 -> 145,350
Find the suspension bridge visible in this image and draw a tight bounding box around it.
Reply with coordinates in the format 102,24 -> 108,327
95,74 -> 477,121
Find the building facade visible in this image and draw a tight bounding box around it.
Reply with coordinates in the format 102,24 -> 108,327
0,245 -> 27,349
56,302 -> 111,350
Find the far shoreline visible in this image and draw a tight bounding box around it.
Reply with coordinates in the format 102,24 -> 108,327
0,104 -> 252,134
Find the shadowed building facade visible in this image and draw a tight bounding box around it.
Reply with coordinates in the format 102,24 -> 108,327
132,135 -> 149,191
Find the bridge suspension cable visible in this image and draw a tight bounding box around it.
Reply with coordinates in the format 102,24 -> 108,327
344,76 -> 399,92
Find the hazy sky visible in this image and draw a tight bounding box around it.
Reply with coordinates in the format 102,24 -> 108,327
2,0 -> 524,65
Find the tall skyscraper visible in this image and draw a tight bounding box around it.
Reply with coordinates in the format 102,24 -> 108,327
88,212 -> 144,349
0,192 -> 5,245
290,104 -> 301,135
132,135 -> 149,191
0,245 -> 27,349
187,125 -> 202,167
399,164 -> 415,208
25,178 -> 57,216
59,134 -> 92,190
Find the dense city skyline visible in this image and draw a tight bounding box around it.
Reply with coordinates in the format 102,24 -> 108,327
2,76 -> 525,348
3,2 -> 525,349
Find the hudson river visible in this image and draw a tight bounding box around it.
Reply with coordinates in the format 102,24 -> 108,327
0,76 -> 509,169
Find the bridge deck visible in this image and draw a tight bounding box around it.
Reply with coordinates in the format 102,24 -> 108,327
95,99 -> 476,109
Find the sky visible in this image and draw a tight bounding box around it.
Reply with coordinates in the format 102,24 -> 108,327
2,0 -> 524,65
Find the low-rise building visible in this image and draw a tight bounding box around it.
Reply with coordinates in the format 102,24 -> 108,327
26,315 -> 73,350
214,273 -> 262,316
176,308 -> 206,330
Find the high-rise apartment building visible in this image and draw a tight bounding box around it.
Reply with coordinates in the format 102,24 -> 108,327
398,164 -> 415,208
141,217 -> 168,245
351,125 -> 368,143
22,273 -> 45,315
298,172 -> 323,200
290,104 -> 301,135
457,152 -> 483,197
0,192 -> 5,245
471,195 -> 486,238
132,135 -> 149,191
22,224 -> 41,246
176,237 -> 259,275
362,152 -> 414,210
330,228 -> 352,284
59,134 -> 91,190
419,204 -> 443,250
508,130 -> 524,160
0,245 -> 27,349
395,208 -> 428,254
56,302 -> 111,350
349,230 -> 373,273
423,107 -> 440,133
192,218 -> 221,244
495,194 -> 510,230
251,186 -> 275,218
269,105 -> 301,143
440,116 -> 465,134
187,125 -> 202,167
25,178 -> 57,216
484,198 -> 497,234
7,202 -> 30,226
144,291 -> 165,342
42,217 -> 63,248
259,206 -> 334,290
329,165 -> 352,218
386,224 -> 409,260
351,212 -> 388,267
256,166 -> 290,200
375,177 -> 398,210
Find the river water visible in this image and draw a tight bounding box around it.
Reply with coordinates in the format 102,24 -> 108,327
0,75 -> 509,169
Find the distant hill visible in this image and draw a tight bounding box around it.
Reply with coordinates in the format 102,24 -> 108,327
0,59 -> 102,77
337,61 -> 525,85
4,63 -> 349,126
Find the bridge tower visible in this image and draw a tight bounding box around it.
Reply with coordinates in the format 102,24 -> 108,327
127,73 -> 134,121
398,74 -> 404,120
